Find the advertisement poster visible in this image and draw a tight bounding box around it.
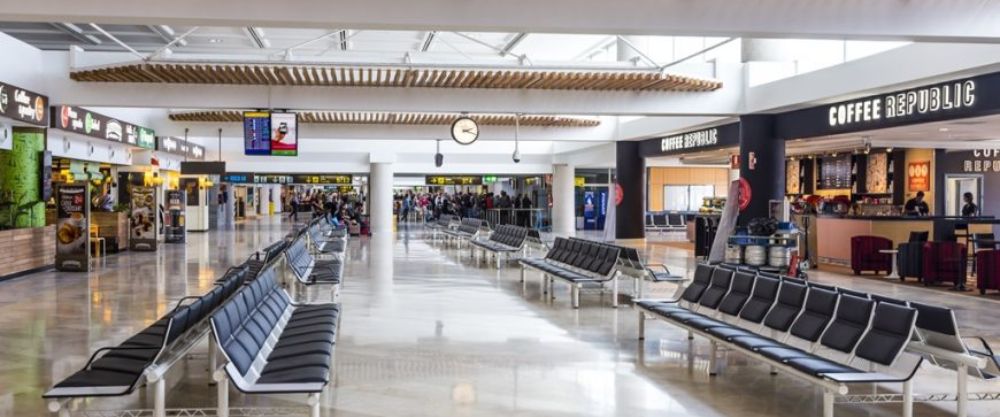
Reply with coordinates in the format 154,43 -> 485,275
165,190 -> 186,243
583,191 -> 596,230
179,177 -> 200,206
908,161 -> 930,191
269,112 -> 298,156
243,111 -> 271,155
55,183 -> 90,271
129,186 -> 157,251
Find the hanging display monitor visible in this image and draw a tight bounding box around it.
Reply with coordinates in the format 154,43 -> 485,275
243,111 -> 271,155
269,112 -> 298,156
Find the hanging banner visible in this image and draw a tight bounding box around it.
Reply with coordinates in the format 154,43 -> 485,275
129,186 -> 157,251
55,183 -> 90,271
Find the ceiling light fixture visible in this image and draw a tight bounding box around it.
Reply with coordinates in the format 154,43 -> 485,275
939,127 -> 950,132
208,38 -> 223,44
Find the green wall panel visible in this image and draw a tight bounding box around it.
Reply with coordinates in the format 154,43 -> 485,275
0,128 -> 46,228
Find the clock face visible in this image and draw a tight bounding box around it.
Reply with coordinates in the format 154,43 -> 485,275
451,117 -> 479,145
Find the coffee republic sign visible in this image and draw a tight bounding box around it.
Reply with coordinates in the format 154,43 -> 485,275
661,128 -> 719,152
828,80 -> 976,128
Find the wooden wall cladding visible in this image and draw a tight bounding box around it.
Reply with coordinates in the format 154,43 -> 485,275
0,225 -> 55,278
168,110 -> 601,127
71,63 -> 722,92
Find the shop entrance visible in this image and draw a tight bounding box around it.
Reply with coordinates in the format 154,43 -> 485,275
944,174 -> 983,216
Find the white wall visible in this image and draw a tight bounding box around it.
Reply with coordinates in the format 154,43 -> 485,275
0,32 -> 44,91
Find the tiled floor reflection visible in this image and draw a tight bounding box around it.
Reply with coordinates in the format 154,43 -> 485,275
0,220 -> 998,416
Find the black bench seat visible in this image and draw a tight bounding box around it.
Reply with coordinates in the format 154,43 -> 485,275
211,266 -> 340,417
286,237 -> 343,285
520,237 -> 622,308
636,263 -> 926,417
44,266 -> 249,410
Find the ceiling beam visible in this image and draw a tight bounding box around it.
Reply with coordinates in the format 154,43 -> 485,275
499,33 -> 527,56
244,26 -> 270,48
147,25 -> 188,47
420,31 -> 436,52
6,0 -> 1000,43
49,22 -> 102,45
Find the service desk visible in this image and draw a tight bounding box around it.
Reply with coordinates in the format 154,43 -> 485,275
813,216 -> 996,267
0,225 -> 56,279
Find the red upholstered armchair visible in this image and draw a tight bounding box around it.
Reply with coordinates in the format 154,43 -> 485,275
976,249 -> 1000,294
922,241 -> 967,289
850,235 -> 893,275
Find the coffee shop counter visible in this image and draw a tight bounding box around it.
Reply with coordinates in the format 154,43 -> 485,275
813,215 -> 995,267
0,225 -> 56,279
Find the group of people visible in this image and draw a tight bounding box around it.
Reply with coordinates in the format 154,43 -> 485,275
903,191 -> 980,217
395,190 -> 535,226
286,189 -> 367,230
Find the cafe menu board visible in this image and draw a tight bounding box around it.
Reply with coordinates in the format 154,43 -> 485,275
55,183 -> 90,272
817,155 -> 852,190
270,112 -> 298,156
51,105 -> 155,147
243,111 -> 271,155
156,136 -> 206,160
129,186 -> 157,251
426,175 -> 483,186
0,81 -> 48,126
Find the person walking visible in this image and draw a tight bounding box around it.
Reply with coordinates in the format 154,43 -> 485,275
288,192 -> 300,221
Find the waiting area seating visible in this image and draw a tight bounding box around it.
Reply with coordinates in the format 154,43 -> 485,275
615,246 -> 684,298
286,233 -> 344,288
443,218 -> 486,246
44,265 -> 250,415
637,263 -> 1000,417
306,218 -> 348,256
210,264 -> 341,417
645,212 -> 687,234
471,224 -> 529,269
427,214 -> 458,240
520,237 -> 623,308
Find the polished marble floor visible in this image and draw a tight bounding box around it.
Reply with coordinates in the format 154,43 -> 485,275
1,217 -> 998,416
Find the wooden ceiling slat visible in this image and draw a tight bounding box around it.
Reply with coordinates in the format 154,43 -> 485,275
71,63 -> 721,92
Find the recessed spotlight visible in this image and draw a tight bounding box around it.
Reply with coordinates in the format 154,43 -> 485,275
938,127 -> 950,132
208,38 -> 223,44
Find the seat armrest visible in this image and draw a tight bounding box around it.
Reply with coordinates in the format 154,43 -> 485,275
84,346 -> 160,369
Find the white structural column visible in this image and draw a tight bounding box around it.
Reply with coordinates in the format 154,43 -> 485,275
369,162 -> 395,235
552,164 -> 576,237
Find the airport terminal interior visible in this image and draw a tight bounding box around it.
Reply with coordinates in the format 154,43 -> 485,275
2,2 -> 1000,416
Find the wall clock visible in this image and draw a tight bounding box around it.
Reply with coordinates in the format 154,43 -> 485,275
451,117 -> 479,145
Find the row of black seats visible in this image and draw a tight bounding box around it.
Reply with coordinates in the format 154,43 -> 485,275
638,264 -> 920,385
286,236 -> 343,284
472,224 -> 528,252
245,240 -> 289,279
307,221 -> 347,254
210,265 -> 340,392
522,237 -> 620,281
45,265 -> 250,398
444,218 -> 484,238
